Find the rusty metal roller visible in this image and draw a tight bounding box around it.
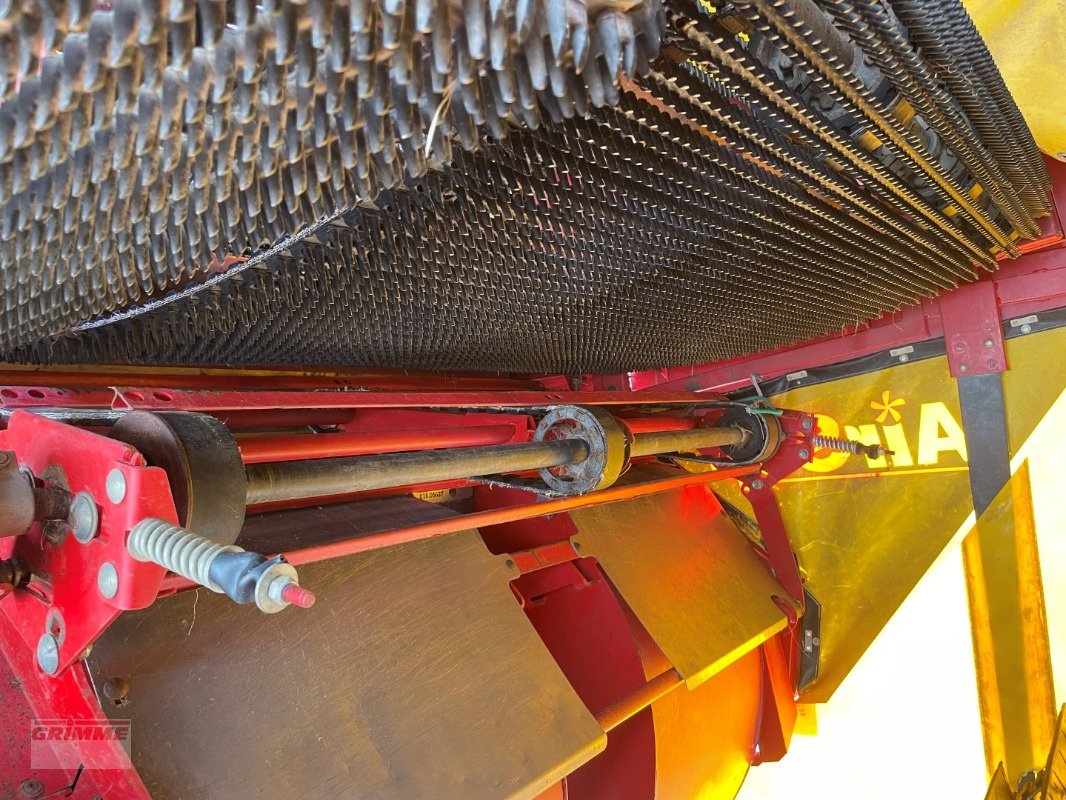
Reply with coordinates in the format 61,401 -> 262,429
0,0 -> 665,352
0,0 -> 1053,375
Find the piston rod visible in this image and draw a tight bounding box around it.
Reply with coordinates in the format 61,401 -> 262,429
244,424 -> 749,506
627,426 -> 749,458
245,439 -> 591,505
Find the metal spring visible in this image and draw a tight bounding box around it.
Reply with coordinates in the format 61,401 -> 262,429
127,518 -> 235,592
812,435 -> 867,456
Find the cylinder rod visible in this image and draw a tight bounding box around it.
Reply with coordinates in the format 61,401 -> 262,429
594,668 -> 684,731
238,425 -> 521,464
245,439 -> 590,506
620,416 -> 699,433
245,423 -> 749,506
628,426 -> 747,458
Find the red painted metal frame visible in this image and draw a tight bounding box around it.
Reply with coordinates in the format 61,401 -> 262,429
0,613 -> 150,798
939,281 -> 1007,378
0,412 -> 179,676
0,395 -> 813,793
0,365 -> 541,391
107,387 -> 732,411
740,410 -> 816,606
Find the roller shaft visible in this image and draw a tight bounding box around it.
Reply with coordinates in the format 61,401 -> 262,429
245,439 -> 592,506
244,424 -> 749,505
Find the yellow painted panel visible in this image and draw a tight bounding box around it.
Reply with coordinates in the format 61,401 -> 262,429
964,462 -> 1056,782
570,486 -> 788,689
724,324 -> 1066,703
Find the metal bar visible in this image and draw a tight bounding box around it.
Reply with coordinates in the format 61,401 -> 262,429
263,465 -> 756,568
245,424 -> 748,505
111,388 -> 728,412
159,464 -> 757,593
245,440 -> 591,505
594,667 -> 684,732
0,365 -> 538,391
237,425 -> 522,464
628,426 -> 746,457
620,416 -> 699,433
958,373 -> 1012,516
962,463 -> 1056,783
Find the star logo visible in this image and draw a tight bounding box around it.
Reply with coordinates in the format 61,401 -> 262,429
871,390 -> 906,424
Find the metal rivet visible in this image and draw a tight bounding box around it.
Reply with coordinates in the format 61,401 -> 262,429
800,418 -> 814,431
102,676 -> 130,703
984,339 -> 994,348
98,562 -> 119,599
105,469 -> 126,504
36,633 -> 59,675
1021,324 -> 1032,334
18,779 -> 45,798
798,448 -> 810,460
45,609 -> 65,645
958,364 -> 968,373
69,492 -> 99,543
898,354 -> 909,363
954,342 -> 965,352
750,478 -> 765,490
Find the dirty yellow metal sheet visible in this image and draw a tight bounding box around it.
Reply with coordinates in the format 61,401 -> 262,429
569,485 -> 788,690
965,462 -> 1057,782
965,0 -> 1066,160
723,324 -> 1066,703
87,526 -> 606,800
1044,705 -> 1066,799
984,764 -> 1016,800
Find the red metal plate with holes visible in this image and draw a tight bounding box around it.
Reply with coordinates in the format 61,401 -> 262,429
939,281 -> 1006,378
0,411 -> 178,676
0,386 -> 117,408
740,410 -> 815,606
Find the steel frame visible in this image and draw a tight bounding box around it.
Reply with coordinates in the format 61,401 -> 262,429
5,160 -> 1064,800
0,387 -> 814,792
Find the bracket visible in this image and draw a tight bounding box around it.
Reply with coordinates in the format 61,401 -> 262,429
939,281 -> 1007,378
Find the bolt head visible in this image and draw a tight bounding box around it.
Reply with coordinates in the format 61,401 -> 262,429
1021,324 -> 1032,334
101,676 -> 130,702
69,492 -> 99,543
798,448 -> 811,460
984,339 -> 994,349
750,478 -> 765,490
98,562 -> 119,599
800,418 -> 814,431
959,364 -> 968,373
105,469 -> 126,504
899,354 -> 909,363
36,633 -> 59,676
954,342 -> 964,352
